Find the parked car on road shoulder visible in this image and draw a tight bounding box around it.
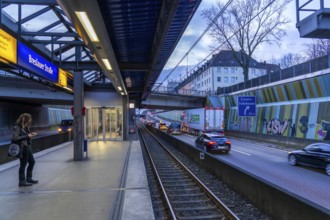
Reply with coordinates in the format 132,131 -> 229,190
288,143 -> 330,176
57,119 -> 74,133
195,133 -> 231,154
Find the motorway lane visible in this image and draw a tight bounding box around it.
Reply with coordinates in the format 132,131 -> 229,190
173,133 -> 330,211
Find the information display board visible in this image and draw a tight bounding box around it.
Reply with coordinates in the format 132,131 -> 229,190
238,96 -> 256,117
0,29 -> 17,64
17,42 -> 58,82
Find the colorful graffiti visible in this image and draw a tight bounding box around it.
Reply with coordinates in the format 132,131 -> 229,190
317,120 -> 330,140
299,115 -> 309,135
265,118 -> 289,135
229,121 -> 240,130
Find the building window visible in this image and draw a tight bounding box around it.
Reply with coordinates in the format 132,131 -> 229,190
224,77 -> 228,83
217,67 -> 221,73
231,68 -> 235,74
224,68 -> 228,74
217,77 -> 221,82
231,77 -> 235,83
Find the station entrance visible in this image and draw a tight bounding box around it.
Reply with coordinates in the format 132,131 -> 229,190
85,107 -> 123,141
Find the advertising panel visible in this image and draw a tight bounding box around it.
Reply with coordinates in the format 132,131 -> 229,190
58,68 -> 68,87
17,42 -> 58,82
0,29 -> 17,64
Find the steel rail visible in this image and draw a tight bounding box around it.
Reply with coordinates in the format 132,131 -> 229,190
138,123 -> 240,220
138,125 -> 177,220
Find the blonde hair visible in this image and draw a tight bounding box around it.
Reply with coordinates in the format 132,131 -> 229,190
16,113 -> 32,128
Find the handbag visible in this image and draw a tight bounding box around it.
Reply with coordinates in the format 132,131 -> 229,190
8,142 -> 20,157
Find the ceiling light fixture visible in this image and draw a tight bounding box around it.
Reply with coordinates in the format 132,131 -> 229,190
75,11 -> 99,42
118,86 -> 122,91
102,59 -> 112,70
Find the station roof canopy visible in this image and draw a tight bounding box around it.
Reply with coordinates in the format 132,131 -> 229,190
0,0 -> 201,107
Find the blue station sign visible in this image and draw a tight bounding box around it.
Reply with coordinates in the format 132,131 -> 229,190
238,96 -> 256,117
17,42 -> 58,82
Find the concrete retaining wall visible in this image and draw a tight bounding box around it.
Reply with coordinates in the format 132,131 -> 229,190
148,126 -> 330,220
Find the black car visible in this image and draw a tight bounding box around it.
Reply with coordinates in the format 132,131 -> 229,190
288,143 -> 330,175
167,122 -> 181,135
195,133 -> 231,153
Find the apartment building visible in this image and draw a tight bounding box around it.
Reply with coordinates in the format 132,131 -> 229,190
177,50 -> 280,93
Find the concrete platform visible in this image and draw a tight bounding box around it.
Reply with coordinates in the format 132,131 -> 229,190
0,140 -> 154,220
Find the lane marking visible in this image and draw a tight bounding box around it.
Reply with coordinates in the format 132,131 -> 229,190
232,149 -> 251,156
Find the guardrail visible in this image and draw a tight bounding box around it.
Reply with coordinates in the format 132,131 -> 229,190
147,126 -> 330,220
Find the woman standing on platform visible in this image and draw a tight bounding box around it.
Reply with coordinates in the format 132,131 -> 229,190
12,113 -> 39,187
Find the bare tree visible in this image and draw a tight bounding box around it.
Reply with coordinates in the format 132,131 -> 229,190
280,53 -> 306,68
202,0 -> 291,81
304,39 -> 330,60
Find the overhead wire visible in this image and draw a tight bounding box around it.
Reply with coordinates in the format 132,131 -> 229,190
154,0 -> 277,91
152,0 -> 233,92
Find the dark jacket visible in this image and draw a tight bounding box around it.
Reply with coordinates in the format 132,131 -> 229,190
12,125 -> 31,158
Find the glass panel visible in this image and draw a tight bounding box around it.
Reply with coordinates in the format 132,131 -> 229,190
110,108 -> 116,138
85,107 -> 123,141
105,108 -> 111,139
86,108 -> 92,139
92,108 -> 98,140
23,10 -> 59,32
21,5 -> 48,19
98,108 -> 103,140
116,108 -> 123,139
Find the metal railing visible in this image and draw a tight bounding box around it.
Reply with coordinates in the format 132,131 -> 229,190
152,86 -> 209,97
217,54 -> 329,95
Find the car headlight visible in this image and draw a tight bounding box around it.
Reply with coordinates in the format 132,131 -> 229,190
58,128 -> 62,132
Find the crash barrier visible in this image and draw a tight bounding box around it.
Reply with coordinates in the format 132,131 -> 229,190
0,132 -> 73,165
225,130 -> 329,149
147,126 -> 330,220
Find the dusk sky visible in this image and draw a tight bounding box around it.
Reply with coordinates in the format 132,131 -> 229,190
158,0 -> 322,86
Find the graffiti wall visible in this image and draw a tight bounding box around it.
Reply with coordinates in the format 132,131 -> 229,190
228,101 -> 330,140
225,73 -> 330,141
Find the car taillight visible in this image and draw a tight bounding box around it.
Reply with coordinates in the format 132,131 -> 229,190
226,141 -> 231,145
207,141 -> 216,146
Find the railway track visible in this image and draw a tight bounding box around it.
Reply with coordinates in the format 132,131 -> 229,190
138,125 -> 239,220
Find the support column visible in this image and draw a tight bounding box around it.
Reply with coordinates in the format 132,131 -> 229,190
73,70 -> 84,160
73,46 -> 84,160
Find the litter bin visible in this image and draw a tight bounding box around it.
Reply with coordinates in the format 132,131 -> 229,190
83,139 -> 87,152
